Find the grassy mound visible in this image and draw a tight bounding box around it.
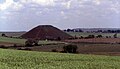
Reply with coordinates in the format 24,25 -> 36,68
0,49 -> 120,69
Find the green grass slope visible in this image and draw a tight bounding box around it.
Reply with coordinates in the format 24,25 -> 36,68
0,49 -> 120,69
0,37 -> 26,44
0,37 -> 65,45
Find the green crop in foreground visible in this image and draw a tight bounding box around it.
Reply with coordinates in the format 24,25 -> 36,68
0,49 -> 120,69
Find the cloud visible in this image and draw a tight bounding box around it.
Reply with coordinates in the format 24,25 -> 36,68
19,0 -> 55,6
0,16 -> 7,19
0,0 -> 23,11
1,0 -> 120,14
11,2 -> 23,10
61,0 -> 72,9
110,1 -> 120,14
92,0 -> 101,5
0,0 -> 55,11
0,0 -> 14,10
0,0 -> 120,31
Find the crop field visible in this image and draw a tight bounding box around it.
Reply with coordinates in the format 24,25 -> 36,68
0,37 -> 65,46
67,32 -> 120,37
0,32 -> 120,56
0,37 -> 26,45
0,32 -> 120,69
65,38 -> 120,44
10,43 -> 120,56
0,49 -> 120,69
0,32 -> 25,37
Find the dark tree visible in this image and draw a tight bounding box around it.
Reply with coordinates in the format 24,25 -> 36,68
1,33 -> 6,37
97,30 -> 103,33
106,36 -> 109,38
66,29 -> 74,32
96,35 -> 103,38
57,37 -> 61,41
87,35 -> 95,38
25,39 -> 34,46
25,39 -> 39,46
63,44 -> 78,53
113,33 -> 117,38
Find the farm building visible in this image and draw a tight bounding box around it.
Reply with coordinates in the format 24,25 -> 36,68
21,25 -> 72,40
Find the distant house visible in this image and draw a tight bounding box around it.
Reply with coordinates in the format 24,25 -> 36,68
21,25 -> 73,40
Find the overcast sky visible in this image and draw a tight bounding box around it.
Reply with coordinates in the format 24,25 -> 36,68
0,0 -> 120,31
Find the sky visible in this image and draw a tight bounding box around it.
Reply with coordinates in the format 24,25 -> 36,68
0,0 -> 120,31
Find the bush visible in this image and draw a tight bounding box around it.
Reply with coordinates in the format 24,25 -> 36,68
96,35 -> 103,38
80,36 -> 83,39
25,40 -> 33,46
106,36 -> 109,38
25,39 -> 38,46
63,44 -> 78,53
57,37 -> 61,41
25,39 -> 39,46
113,33 -> 117,38
85,35 -> 95,39
17,48 -> 31,51
1,33 -> 6,37
87,35 -> 95,38
0,45 -> 8,49
51,49 -> 58,52
24,48 -> 31,51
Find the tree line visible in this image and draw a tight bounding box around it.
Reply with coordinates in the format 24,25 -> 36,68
64,29 -> 120,33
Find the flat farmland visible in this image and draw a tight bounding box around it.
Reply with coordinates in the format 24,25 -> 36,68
0,32 -> 120,56
65,38 -> 120,43
12,43 -> 120,56
0,37 -> 66,46
0,37 -> 26,45
0,32 -> 25,37
0,42 -> 14,46
67,32 -> 120,38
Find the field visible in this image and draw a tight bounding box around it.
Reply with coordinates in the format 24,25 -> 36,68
65,38 -> 120,43
0,36 -> 120,56
0,37 -> 65,46
67,32 -> 120,38
0,49 -> 120,69
0,32 -> 120,68
0,32 -> 25,37
0,37 -> 26,45
0,32 -> 120,56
